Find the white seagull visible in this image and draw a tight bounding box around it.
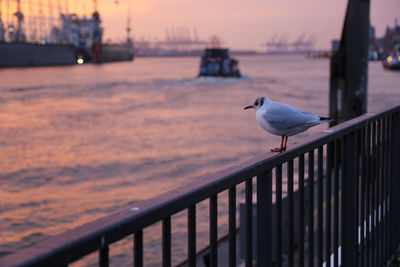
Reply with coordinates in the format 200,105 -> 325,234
244,97 -> 332,152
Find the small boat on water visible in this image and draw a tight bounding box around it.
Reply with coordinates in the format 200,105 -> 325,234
199,48 -> 241,78
382,50 -> 400,70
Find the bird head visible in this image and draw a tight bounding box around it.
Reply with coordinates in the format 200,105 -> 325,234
244,97 -> 268,110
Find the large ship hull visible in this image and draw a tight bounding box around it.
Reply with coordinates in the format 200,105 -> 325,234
0,42 -> 76,68
97,44 -> 134,62
0,42 -> 134,67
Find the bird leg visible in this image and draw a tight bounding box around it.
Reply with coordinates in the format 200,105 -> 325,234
283,135 -> 288,151
271,135 -> 287,152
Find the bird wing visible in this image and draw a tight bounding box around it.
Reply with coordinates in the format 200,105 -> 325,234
263,102 -> 319,131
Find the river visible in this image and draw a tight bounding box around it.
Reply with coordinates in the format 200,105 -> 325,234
0,55 -> 398,266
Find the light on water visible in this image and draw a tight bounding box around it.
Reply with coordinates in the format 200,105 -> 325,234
0,55 -> 399,265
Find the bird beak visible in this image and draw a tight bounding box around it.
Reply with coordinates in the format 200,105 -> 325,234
244,105 -> 254,110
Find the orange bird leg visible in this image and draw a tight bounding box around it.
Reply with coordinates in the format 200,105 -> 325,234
283,135 -> 288,151
271,135 -> 285,152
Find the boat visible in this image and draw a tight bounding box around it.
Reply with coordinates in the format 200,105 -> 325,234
0,1 -> 133,68
383,50 -> 400,70
199,48 -> 241,78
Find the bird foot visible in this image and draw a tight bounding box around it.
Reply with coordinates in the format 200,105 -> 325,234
271,147 -> 286,152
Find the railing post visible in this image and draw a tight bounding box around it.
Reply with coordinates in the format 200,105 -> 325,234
229,186 -> 237,267
188,206 -> 196,267
134,230 -> 143,267
210,195 -> 218,267
257,170 -> 272,267
162,217 -> 171,267
99,245 -> 109,267
245,178 -> 253,267
390,113 -> 400,255
341,131 -> 358,266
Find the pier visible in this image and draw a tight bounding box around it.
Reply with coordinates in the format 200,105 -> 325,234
1,104 -> 399,267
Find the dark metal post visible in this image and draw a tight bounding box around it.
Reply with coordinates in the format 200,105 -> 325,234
99,245 -> 109,267
341,132 -> 358,266
245,178 -> 253,267
229,186 -> 237,267
257,170 -> 272,267
210,195 -> 218,267
188,206 -> 196,267
276,165 -> 282,267
288,159 -> 294,267
162,217 -> 171,267
329,0 -> 370,124
299,155 -> 305,267
134,230 -> 143,267
390,113 -> 400,255
308,151 -> 314,267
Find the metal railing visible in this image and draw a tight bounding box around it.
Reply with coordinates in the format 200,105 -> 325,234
1,104 -> 400,267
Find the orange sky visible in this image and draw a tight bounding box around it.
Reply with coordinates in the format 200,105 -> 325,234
97,0 -> 399,50
4,0 -> 400,50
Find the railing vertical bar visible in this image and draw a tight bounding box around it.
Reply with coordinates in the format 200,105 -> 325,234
134,230 -> 143,267
317,146 -> 323,267
366,123 -> 371,267
382,118 -> 388,266
276,165 -> 283,267
377,119 -> 382,266
257,170 -> 273,267
188,206 -> 196,267
380,119 -> 385,266
333,139 -> 340,267
308,150 -> 314,267
288,159 -> 294,267
355,129 -> 360,266
99,245 -> 109,267
228,186 -> 236,267
162,217 -> 171,267
381,117 -> 387,266
390,112 -> 400,258
372,121 -> 377,267
299,155 -> 305,267
384,116 -> 390,263
210,195 -> 218,267
245,178 -> 253,267
360,126 -> 366,267
341,131 -> 357,267
385,116 -> 390,261
326,142 -> 333,267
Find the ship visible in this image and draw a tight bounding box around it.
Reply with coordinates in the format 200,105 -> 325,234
0,0 -> 133,68
383,49 -> 400,70
199,48 -> 241,78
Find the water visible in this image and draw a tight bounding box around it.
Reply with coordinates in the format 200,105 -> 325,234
0,55 -> 398,266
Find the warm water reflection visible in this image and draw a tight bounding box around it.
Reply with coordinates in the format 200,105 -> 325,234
0,56 -> 399,265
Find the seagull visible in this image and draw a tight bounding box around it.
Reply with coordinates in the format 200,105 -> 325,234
244,97 -> 332,152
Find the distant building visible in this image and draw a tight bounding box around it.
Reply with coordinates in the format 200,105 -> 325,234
374,19 -> 400,58
332,20 -> 400,60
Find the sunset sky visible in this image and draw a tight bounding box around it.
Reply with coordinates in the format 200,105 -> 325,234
96,0 -> 399,51
3,0 -> 400,50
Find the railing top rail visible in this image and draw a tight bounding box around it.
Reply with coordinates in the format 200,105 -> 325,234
1,104 -> 399,267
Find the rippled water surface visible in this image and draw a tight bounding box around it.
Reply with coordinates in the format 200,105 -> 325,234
0,55 -> 399,266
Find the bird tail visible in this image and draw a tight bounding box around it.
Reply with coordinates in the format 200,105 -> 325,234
319,116 -> 334,123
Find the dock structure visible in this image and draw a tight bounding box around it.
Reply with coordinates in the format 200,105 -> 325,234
1,104 -> 399,267
330,0 -> 370,124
